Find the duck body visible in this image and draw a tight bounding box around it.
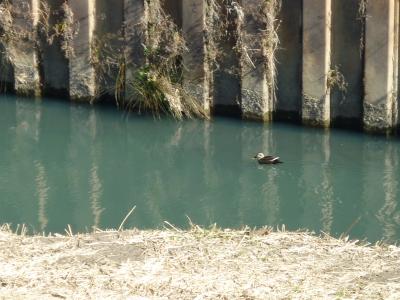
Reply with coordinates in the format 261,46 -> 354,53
254,153 -> 282,164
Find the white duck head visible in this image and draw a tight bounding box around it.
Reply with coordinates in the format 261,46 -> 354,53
254,153 -> 265,160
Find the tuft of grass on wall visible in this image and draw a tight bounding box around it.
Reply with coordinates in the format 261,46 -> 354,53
121,0 -> 209,120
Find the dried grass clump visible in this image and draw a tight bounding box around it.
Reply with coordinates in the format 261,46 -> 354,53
38,1 -> 75,59
123,0 -> 208,120
327,65 -> 348,100
90,1 -> 208,120
0,1 -> 13,43
0,1 -> 34,49
0,224 -> 400,299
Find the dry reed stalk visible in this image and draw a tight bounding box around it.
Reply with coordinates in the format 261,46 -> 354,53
118,205 -> 136,232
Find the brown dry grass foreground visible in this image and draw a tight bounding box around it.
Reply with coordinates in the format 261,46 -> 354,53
0,224 -> 400,299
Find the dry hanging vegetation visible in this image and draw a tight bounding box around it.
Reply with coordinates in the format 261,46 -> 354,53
0,0 -> 13,91
205,0 -> 281,113
258,0 -> 281,109
0,0 -> 75,66
90,0 -> 209,120
123,0 -> 208,120
38,1 -> 75,60
0,224 -> 400,299
1,0 -> 282,120
0,0 -> 36,92
114,0 -> 280,120
0,0 -> 75,93
238,0 -> 281,110
90,31 -> 125,101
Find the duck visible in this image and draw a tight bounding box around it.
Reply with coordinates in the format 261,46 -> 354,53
253,153 -> 282,164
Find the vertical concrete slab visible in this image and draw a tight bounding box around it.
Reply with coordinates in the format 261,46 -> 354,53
69,0 -> 96,100
0,1 -> 15,93
39,0 -> 70,97
124,0 -> 147,100
182,0 -> 212,113
213,0 -> 241,116
364,0 -> 397,132
240,0 -> 271,121
330,0 -> 363,127
10,0 -> 40,96
276,0 -> 302,121
302,0 -> 331,127
95,0 -> 124,100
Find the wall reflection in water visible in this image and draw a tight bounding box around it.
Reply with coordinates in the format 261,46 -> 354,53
0,96 -> 399,242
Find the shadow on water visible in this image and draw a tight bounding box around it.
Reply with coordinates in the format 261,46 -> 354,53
0,95 -> 400,243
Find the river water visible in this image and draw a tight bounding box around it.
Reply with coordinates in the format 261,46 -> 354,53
1,95 -> 400,242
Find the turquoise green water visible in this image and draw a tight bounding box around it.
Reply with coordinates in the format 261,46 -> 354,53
1,95 -> 400,242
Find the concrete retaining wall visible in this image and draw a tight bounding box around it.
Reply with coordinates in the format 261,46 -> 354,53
1,0 -> 400,133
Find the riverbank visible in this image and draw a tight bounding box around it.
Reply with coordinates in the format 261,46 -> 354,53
0,225 -> 399,299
